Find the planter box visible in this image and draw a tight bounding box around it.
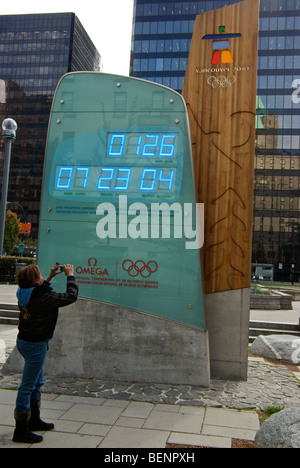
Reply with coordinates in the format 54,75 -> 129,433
250,291 -> 293,310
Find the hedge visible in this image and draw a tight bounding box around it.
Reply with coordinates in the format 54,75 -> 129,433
0,256 -> 36,283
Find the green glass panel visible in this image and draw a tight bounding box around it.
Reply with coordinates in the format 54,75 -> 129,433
39,73 -> 205,329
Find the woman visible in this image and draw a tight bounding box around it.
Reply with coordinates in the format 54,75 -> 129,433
13,263 -> 78,444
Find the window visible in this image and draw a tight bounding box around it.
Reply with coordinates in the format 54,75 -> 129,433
156,58 -> 164,71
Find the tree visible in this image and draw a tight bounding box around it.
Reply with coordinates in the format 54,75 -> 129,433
3,210 -> 20,255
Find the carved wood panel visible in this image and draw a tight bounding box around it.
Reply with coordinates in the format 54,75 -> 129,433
182,0 -> 259,294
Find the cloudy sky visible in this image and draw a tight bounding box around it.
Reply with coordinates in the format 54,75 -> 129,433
0,0 -> 134,76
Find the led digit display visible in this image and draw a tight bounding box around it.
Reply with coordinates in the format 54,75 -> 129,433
51,131 -> 182,202
75,168 -> 89,188
108,134 -> 126,156
107,133 -> 177,158
55,166 -> 176,194
97,168 -> 114,190
57,167 -> 72,188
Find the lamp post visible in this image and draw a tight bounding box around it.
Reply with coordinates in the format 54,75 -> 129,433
0,118 -> 17,255
6,201 -> 26,221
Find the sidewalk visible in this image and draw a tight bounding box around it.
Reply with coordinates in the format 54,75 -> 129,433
0,284 -> 18,304
0,388 -> 259,448
0,284 -> 299,449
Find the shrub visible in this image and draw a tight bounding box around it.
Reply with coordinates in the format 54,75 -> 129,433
3,210 -> 20,255
0,256 -> 36,283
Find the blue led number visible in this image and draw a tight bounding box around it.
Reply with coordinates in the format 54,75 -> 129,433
108,134 -> 125,156
56,132 -> 178,196
56,167 -> 73,188
159,169 -> 174,190
107,133 -> 177,159
56,165 -> 176,195
140,169 -> 157,191
98,168 -> 114,190
159,135 -> 176,157
136,136 -> 142,155
142,135 -> 159,157
75,167 -> 89,188
115,168 -> 131,190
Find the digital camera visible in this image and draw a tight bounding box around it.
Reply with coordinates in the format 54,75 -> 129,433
56,262 -> 64,272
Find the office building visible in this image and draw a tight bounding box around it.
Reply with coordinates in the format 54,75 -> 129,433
0,13 -> 101,237
130,0 -> 300,280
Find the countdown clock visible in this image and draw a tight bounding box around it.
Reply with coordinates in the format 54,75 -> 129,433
51,131 -> 182,202
38,72 -> 205,329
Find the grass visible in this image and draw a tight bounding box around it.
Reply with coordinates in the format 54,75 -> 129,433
252,282 -> 300,289
258,406 -> 284,424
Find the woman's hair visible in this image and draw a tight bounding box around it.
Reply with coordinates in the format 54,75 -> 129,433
17,264 -> 41,288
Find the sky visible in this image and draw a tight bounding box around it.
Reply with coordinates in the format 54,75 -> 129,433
0,0 -> 135,76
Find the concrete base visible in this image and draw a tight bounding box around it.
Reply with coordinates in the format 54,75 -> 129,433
204,288 -> 250,380
4,297 -> 210,387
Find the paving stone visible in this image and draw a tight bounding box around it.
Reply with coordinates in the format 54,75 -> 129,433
30,431 -> 102,449
1,359 -> 299,411
168,432 -> 231,448
99,426 -> 169,448
143,410 -> 204,433
205,407 -> 260,430
60,403 -> 123,425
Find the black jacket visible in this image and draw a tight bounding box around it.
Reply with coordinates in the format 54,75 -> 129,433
17,276 -> 78,342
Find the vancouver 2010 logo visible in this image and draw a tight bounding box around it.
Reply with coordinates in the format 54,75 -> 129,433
202,25 -> 241,65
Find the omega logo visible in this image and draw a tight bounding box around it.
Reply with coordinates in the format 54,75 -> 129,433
88,257 -> 97,266
76,257 -> 108,276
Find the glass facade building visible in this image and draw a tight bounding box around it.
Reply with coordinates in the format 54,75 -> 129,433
0,13 -> 101,237
130,0 -> 300,281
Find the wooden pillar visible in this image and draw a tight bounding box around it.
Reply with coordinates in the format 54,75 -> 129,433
182,0 -> 259,379
182,0 -> 259,295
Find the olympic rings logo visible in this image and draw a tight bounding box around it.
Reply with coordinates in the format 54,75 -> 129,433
207,75 -> 236,88
122,259 -> 158,278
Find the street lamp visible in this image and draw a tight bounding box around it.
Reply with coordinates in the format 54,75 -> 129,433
0,118 -> 17,255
